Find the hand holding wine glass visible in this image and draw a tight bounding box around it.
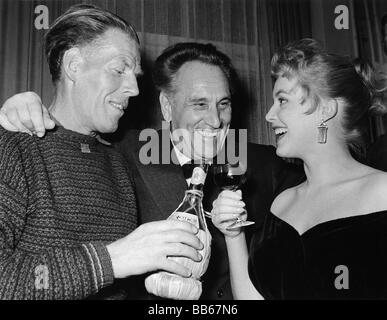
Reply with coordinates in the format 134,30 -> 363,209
211,190 -> 248,238
212,163 -> 255,230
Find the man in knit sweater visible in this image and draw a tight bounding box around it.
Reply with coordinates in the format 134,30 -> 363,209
0,5 -> 203,300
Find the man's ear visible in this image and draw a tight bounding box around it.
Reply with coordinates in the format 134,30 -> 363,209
319,98 -> 338,122
159,91 -> 173,122
62,48 -> 83,82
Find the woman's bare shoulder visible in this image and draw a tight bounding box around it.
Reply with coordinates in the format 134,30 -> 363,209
271,183 -> 303,214
361,170 -> 387,209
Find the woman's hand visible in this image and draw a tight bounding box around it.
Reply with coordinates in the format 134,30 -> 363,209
211,190 -> 247,238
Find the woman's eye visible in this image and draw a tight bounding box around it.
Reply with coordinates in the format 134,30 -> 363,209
115,69 -> 124,75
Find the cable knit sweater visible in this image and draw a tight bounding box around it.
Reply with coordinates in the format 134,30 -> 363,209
0,126 -> 137,299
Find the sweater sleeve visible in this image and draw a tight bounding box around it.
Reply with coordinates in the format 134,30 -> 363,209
0,133 -> 114,300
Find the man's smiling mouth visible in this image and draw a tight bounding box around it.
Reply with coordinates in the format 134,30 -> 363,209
109,101 -> 127,111
194,129 -> 221,138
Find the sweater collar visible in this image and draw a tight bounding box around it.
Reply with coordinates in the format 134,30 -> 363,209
50,126 -> 100,146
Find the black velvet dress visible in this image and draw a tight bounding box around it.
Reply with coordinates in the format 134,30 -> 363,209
248,210 -> 387,299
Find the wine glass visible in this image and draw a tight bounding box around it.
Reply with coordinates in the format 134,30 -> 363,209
212,163 -> 255,230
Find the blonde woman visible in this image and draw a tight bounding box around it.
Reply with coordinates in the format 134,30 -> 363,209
212,39 -> 387,299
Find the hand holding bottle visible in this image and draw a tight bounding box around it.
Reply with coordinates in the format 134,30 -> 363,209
145,164 -> 212,300
211,190 -> 248,238
106,220 -> 203,279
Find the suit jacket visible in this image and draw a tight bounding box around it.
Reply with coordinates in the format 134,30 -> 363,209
114,129 -> 304,300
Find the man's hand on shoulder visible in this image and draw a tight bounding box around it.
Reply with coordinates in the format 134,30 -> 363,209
0,92 -> 55,137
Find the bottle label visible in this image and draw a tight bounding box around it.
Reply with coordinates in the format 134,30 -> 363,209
191,167 -> 206,185
170,211 -> 199,228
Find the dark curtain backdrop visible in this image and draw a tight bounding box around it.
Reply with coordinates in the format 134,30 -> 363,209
353,0 -> 387,141
1,0 -> 312,145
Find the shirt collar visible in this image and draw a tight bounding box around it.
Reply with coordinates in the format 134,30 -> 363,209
170,137 -> 192,166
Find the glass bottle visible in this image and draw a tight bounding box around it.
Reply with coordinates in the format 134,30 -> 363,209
144,163 -> 212,300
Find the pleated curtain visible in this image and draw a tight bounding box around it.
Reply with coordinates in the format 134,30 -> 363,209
2,0 -> 355,146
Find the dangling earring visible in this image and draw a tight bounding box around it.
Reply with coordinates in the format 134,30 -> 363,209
317,119 -> 328,144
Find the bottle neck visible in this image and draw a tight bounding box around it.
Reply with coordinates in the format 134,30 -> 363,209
189,183 -> 205,192
185,189 -> 204,199
188,164 -> 209,191
183,189 -> 206,231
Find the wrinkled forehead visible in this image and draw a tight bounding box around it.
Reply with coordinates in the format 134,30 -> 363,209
172,61 -> 230,96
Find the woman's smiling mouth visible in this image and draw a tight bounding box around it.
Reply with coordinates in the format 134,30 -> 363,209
274,127 -> 288,141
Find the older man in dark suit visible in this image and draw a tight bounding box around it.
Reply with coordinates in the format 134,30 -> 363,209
113,43 -> 304,299
0,42 -> 303,300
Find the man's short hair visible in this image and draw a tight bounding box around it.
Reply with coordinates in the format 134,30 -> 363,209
152,42 -> 237,95
45,4 -> 139,83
